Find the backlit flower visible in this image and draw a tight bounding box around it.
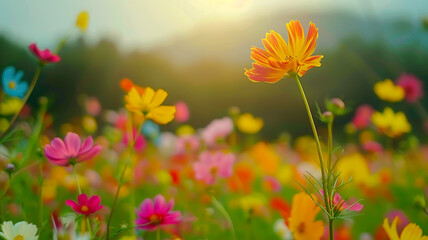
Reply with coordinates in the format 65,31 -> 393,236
352,105 -> 374,130
288,192 -> 324,240
2,66 -> 28,99
320,190 -> 363,212
193,151 -> 235,185
245,20 -> 323,82
374,79 -> 405,102
44,132 -> 102,166
396,74 -> 424,103
135,194 -> 181,231
201,117 -> 233,146
383,217 -> 428,240
236,113 -> 264,134
65,193 -> 103,216
125,87 -> 176,125
76,11 -> 89,32
120,78 -> 144,94
371,108 -> 411,138
29,43 -> 60,63
0,221 -> 38,240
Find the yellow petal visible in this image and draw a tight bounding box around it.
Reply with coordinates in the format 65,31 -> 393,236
76,11 -> 89,32
141,87 -> 155,108
146,106 -> 176,125
400,223 -> 423,240
148,89 -> 168,109
383,217 -> 400,240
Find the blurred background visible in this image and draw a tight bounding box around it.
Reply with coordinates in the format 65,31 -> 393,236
1,0 -> 427,139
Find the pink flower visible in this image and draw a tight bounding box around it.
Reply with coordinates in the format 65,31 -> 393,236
175,135 -> 200,154
29,43 -> 61,63
193,151 -> 235,185
65,194 -> 103,216
201,117 -> 233,147
44,132 -> 102,166
135,194 -> 181,231
122,128 -> 146,152
385,210 -> 410,233
85,97 -> 102,116
396,74 -> 424,103
174,101 -> 190,123
362,141 -> 383,153
320,190 -> 363,212
352,105 -> 374,129
263,176 -> 282,192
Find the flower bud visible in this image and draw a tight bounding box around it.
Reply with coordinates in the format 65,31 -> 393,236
326,98 -> 347,116
5,163 -> 16,175
321,111 -> 334,124
414,194 -> 426,210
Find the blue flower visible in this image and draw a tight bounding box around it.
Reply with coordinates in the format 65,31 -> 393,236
2,66 -> 28,99
142,120 -> 160,139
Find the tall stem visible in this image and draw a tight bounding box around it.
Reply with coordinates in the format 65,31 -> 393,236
72,165 -> 82,195
294,74 -> 333,236
329,218 -> 334,240
106,120 -> 144,240
156,228 -> 161,240
211,195 -> 237,240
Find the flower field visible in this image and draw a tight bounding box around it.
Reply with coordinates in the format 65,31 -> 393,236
0,4 -> 427,240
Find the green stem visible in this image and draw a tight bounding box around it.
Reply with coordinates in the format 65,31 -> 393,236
39,159 -> 44,235
156,228 -> 160,240
211,196 -> 237,240
329,218 -> 334,240
106,120 -> 144,240
0,65 -> 43,140
86,217 -> 93,239
294,75 -> 333,235
73,165 -> 82,195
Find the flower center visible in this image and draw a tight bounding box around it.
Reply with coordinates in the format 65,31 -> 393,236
149,214 -> 162,224
8,81 -> 16,89
210,167 -> 218,175
297,222 -> 305,233
81,205 -> 89,212
14,235 -> 24,240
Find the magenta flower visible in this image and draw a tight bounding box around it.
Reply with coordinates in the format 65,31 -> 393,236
135,195 -> 181,231
29,43 -> 61,63
44,132 -> 102,166
362,141 -> 383,153
122,128 -> 146,152
320,190 -> 363,212
396,74 -> 424,103
352,105 -> 374,130
174,101 -> 190,123
193,151 -> 235,185
201,117 -> 233,147
65,194 -> 103,216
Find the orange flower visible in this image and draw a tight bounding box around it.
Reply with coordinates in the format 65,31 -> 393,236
245,20 -> 323,83
120,78 -> 145,94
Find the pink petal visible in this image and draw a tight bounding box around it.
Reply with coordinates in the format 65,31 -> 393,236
346,202 -> 364,212
78,136 -> 94,155
50,138 -> 68,154
333,193 -> 342,205
77,145 -> 102,162
65,200 -> 79,211
88,195 -> 101,209
44,145 -> 67,161
138,199 -> 154,217
48,158 -> 70,166
77,194 -> 88,205
64,133 -> 81,157
153,195 -> 166,213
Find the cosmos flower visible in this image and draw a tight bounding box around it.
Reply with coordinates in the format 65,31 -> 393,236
44,132 -> 102,166
28,43 -> 60,63
125,87 -> 176,125
288,192 -> 324,240
174,101 -> 190,123
65,194 -> 103,216
0,221 -> 38,240
245,20 -> 323,83
396,74 -> 424,103
201,117 -> 234,146
374,79 -> 405,102
193,151 -> 235,185
352,105 -> 374,130
371,108 -> 411,138
236,113 -> 264,134
119,78 -> 145,94
1,66 -> 28,99
383,217 -> 428,240
76,11 -> 89,32
320,190 -> 363,212
135,194 -> 181,231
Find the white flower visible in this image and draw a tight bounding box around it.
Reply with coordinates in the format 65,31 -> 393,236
0,221 -> 38,240
273,219 -> 293,240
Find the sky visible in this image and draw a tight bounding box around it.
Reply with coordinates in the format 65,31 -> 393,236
0,0 -> 427,51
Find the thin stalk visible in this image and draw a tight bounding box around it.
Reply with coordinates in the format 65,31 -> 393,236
293,75 -> 333,233
106,120 -> 144,240
39,158 -> 44,235
72,165 -> 82,194
329,218 -> 334,240
0,65 -> 43,140
86,217 -> 93,239
211,196 -> 237,240
156,228 -> 160,240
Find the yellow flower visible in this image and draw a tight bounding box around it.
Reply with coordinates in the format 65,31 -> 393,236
336,153 -> 372,186
0,98 -> 23,115
236,113 -> 264,134
374,79 -> 404,102
371,108 -> 411,138
82,115 -> 97,133
125,87 -> 176,125
76,11 -> 89,32
289,192 -> 324,240
383,217 -> 428,240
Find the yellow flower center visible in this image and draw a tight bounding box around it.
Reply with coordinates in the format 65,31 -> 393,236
8,81 -> 16,89
14,235 -> 24,240
81,205 -> 89,212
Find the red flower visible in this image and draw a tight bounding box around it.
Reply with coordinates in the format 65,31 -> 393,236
29,43 -> 61,63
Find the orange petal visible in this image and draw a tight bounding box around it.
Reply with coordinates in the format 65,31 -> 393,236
262,30 -> 289,60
